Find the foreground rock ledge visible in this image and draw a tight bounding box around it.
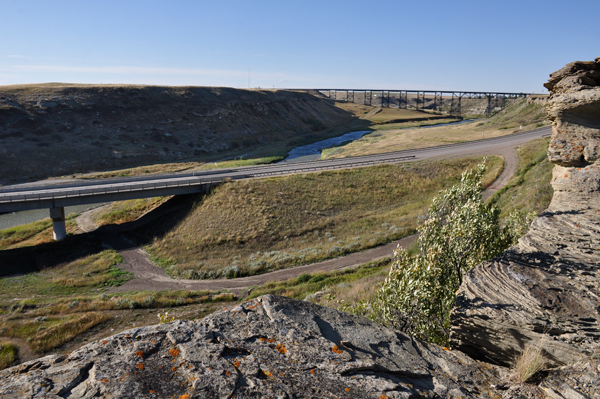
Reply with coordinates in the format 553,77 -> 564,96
451,58 -> 600,369
1,295 -> 506,399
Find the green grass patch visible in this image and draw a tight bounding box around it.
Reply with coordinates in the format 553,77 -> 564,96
0,342 -> 18,370
246,258 -> 390,300
490,138 -> 553,216
0,219 -> 53,250
50,250 -> 130,288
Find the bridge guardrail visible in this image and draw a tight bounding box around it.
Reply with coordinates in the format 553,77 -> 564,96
0,153 -> 419,206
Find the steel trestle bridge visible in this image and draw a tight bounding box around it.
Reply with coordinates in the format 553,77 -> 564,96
299,89 -> 531,116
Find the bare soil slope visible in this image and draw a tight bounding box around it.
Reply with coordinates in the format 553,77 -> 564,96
0,84 -> 354,184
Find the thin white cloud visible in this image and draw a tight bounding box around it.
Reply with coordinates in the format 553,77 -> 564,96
4,64 -> 260,79
7,55 -> 26,59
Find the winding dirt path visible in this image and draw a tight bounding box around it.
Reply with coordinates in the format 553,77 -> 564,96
75,204 -> 110,233
76,145 -> 519,295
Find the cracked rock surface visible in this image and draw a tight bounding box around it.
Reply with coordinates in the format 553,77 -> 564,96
1,295 -> 506,399
451,58 -> 600,389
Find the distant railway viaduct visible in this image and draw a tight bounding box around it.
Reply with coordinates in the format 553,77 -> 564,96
294,89 -> 533,116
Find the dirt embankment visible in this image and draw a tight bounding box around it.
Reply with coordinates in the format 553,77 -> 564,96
0,85 -> 354,185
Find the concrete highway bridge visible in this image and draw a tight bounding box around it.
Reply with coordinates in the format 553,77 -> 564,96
0,127 -> 550,240
301,89 -> 532,116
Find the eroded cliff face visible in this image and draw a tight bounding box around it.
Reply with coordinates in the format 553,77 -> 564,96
0,295 -> 506,399
451,59 -> 600,370
0,85 -> 353,184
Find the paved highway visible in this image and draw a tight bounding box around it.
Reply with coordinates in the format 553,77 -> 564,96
0,126 -> 551,214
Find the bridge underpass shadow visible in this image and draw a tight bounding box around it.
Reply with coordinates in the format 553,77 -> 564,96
0,193 -> 202,278
96,192 -> 201,249
0,234 -> 107,277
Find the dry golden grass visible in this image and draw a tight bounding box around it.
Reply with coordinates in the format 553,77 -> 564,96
139,156 -> 502,279
366,107 -> 448,124
322,98 -> 549,159
1,313 -> 110,354
513,338 -> 547,383
329,102 -> 376,118
0,218 -> 79,250
75,161 -> 207,179
29,313 -> 110,353
0,220 -> 53,249
95,197 -> 171,226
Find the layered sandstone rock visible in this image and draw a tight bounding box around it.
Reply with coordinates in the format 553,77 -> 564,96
0,295 -> 505,399
451,59 -> 600,372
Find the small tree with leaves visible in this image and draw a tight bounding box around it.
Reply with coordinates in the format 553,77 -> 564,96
372,160 -> 533,345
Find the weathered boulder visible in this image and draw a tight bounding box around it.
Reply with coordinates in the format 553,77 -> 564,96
451,58 -> 600,372
0,295 -> 506,398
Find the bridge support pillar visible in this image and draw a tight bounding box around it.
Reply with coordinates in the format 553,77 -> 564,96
50,207 -> 67,241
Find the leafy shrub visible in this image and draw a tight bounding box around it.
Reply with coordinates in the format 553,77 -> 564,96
0,343 -> 18,370
371,160 -> 534,345
297,273 -> 312,283
142,296 -> 155,307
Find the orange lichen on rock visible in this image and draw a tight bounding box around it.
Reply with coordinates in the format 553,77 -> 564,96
264,370 -> 272,377
98,379 -> 109,383
233,361 -> 241,368
379,395 -> 389,399
137,363 -> 145,370
310,369 -> 316,375
332,345 -> 343,354
345,387 -> 350,392
135,351 -> 144,357
275,344 -> 287,354
149,390 -> 155,394
169,348 -> 180,357
179,395 -> 190,399
226,371 -> 231,376
442,347 -> 451,351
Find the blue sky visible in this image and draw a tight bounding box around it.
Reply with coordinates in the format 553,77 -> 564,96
1,0 -> 598,92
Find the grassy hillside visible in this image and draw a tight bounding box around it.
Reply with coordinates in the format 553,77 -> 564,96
0,85 -> 357,185
123,156 -> 502,279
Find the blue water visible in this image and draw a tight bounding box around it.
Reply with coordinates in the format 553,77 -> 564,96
281,130 -> 372,162
281,119 -> 477,163
0,203 -> 107,231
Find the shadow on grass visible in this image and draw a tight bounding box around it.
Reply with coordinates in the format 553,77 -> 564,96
0,194 -> 200,277
0,235 -> 106,277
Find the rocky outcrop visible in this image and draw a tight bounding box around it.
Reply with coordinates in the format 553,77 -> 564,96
451,58 -> 600,371
0,295 -> 507,398
0,85 -> 353,185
